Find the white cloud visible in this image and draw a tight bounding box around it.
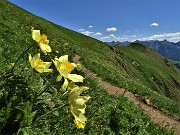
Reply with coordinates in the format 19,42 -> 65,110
79,29 -> 85,32
81,31 -> 93,36
140,32 -> 180,42
100,36 -> 111,40
99,34 -> 144,42
169,36 -> 180,41
150,23 -> 159,27
100,35 -> 128,42
78,28 -> 93,36
94,32 -> 102,36
106,27 -> 117,32
89,25 -> 95,28
109,34 -> 115,37
100,34 -> 125,41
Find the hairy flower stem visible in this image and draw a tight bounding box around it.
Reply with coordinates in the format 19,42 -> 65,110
31,103 -> 68,127
34,72 -> 58,100
36,81 -> 54,98
11,44 -> 34,72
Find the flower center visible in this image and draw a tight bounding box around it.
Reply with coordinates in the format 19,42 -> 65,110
63,61 -> 74,73
35,59 -> 43,68
41,34 -> 47,43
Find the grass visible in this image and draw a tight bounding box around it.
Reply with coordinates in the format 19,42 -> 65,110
79,44 -> 180,115
0,0 -> 179,134
0,72 -> 173,134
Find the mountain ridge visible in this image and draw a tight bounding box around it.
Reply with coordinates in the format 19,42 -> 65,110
107,40 -> 180,62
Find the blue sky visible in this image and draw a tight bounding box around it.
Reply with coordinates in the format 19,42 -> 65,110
8,0 -> 180,42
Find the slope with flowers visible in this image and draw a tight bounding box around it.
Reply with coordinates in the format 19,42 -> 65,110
0,0 -> 179,134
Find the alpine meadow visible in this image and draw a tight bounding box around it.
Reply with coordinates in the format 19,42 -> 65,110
0,0 -> 180,134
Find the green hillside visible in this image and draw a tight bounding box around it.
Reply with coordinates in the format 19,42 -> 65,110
114,43 -> 180,101
0,0 -> 179,134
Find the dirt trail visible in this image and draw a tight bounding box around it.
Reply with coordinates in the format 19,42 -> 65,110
82,67 -> 180,135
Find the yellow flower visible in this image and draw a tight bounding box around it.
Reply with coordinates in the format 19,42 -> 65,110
74,117 -> 86,129
145,97 -> 151,105
76,63 -> 82,71
68,86 -> 90,129
31,28 -> 51,55
29,53 -> 53,73
53,55 -> 84,91
71,108 -> 87,129
10,63 -> 15,67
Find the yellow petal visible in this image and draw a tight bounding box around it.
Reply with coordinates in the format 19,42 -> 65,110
36,68 -> 53,73
32,29 -> 41,42
52,57 -> 60,69
71,101 -> 86,114
67,82 -> 79,91
33,53 -> 42,67
35,61 -> 53,73
28,53 -> 33,67
77,108 -> 86,115
74,118 -> 85,129
59,55 -> 68,63
68,88 -> 81,103
68,87 -> 89,129
71,63 -> 77,68
10,63 -> 15,67
68,74 -> 84,82
45,39 -> 49,44
145,98 -> 151,105
68,87 -> 89,106
70,100 -> 86,114
76,96 -> 91,106
73,96 -> 90,114
29,53 -> 40,68
56,75 -> 62,82
43,62 -> 52,68
60,79 -> 69,91
76,63 -> 82,71
71,109 -> 87,129
60,61 -> 74,78
29,53 -> 52,73
38,43 -> 52,55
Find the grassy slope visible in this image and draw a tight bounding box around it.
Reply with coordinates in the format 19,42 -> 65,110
0,0 -> 178,134
116,43 -> 180,98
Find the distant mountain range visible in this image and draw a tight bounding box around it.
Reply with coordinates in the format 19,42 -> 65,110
107,40 -> 180,61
